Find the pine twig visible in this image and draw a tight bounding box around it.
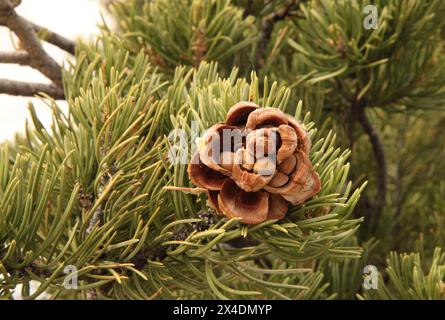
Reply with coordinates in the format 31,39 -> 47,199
85,170 -> 113,236
30,21 -> 76,55
256,0 -> 300,69
0,78 -> 65,99
132,210 -> 261,269
133,211 -> 219,267
0,0 -> 62,85
357,102 -> 387,223
0,50 -> 29,64
0,0 -> 75,99
83,178 -> 108,300
82,162 -> 117,299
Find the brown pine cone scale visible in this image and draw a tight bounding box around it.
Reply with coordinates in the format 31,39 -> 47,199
188,102 -> 321,224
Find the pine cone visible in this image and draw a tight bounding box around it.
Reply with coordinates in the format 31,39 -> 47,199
188,102 -> 321,224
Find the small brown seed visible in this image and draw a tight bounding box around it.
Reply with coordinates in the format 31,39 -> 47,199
253,157 -> 276,176
278,154 -> 296,175
268,172 -> 289,187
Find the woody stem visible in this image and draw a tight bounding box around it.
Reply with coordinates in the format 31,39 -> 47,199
357,101 -> 387,225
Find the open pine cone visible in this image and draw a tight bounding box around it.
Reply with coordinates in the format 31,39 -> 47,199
188,102 -> 321,224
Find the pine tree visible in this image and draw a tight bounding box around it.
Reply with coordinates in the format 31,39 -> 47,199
1,0 -> 445,300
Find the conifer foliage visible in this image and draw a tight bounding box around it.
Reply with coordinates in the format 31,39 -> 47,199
1,0 -> 445,300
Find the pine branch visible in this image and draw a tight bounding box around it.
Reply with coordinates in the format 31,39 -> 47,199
0,78 -> 64,98
0,51 -> 29,64
131,210 -> 260,267
133,211 -> 219,267
112,0 -> 255,71
357,102 -> 387,223
1,56 -> 366,299
30,21 -> 76,55
0,0 -> 62,85
84,168 -> 116,300
0,0 -> 74,99
360,248 -> 445,300
256,0 -> 300,69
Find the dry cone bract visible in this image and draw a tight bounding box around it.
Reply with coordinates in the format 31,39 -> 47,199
188,102 -> 321,224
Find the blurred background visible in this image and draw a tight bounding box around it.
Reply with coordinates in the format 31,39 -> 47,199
0,0 -> 107,142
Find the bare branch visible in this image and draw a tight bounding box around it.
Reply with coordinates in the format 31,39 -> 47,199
0,51 -> 30,65
0,1 -> 62,85
8,0 -> 20,8
0,78 -> 65,99
357,102 -> 387,222
0,0 -> 76,99
0,1 -> 75,56
31,22 -> 76,55
0,0 -> 19,10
